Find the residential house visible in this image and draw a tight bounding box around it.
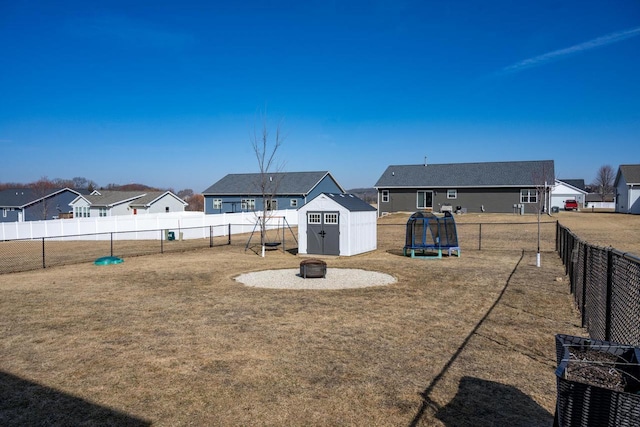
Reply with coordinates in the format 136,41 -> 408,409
551,179 -> 588,210
202,171 -> 345,214
614,164 -> 640,214
69,190 -> 187,218
374,160 -> 555,216
0,187 -> 83,222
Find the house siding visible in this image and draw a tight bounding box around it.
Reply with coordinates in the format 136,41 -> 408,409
143,194 -> 187,214
24,191 -> 79,221
616,175 -> 630,213
307,175 -> 343,201
204,174 -> 343,214
378,187 -> 538,214
0,208 -> 20,223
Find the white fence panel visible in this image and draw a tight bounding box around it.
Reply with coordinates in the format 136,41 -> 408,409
1,210 -> 298,241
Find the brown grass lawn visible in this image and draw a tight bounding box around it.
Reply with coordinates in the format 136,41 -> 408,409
1,212 -> 638,426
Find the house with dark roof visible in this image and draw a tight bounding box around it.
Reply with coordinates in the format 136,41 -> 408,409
551,179 -> 588,210
614,164 -> 640,214
68,190 -> 187,217
202,171 -> 345,214
0,187 -> 83,222
374,160 -> 555,216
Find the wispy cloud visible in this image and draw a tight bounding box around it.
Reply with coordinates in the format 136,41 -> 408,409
501,26 -> 640,75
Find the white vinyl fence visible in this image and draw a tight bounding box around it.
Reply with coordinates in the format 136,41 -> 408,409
1,210 -> 298,241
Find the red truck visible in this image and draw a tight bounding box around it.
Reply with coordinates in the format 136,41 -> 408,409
564,199 -> 578,211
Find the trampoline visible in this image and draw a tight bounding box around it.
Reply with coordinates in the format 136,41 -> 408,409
403,211 -> 460,259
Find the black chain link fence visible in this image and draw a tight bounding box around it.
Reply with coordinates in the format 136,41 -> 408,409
0,224 -> 237,274
557,222 -> 640,346
378,221 -> 558,253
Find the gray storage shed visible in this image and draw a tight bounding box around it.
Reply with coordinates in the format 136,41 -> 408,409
297,193 -> 377,256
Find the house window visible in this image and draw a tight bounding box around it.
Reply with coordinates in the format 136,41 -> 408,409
290,199 -> 298,208
2,209 -> 6,218
76,206 -> 90,218
324,213 -> 338,224
520,189 -> 538,203
308,213 -> 321,224
381,190 -> 389,203
266,199 -> 277,211
417,191 -> 433,209
165,207 -> 170,213
447,189 -> 457,199
241,199 -> 255,210
99,208 -> 107,217
213,199 -> 222,210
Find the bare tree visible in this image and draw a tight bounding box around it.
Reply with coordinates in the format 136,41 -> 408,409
251,114 -> 285,255
186,194 -> 204,212
593,165 -> 615,202
29,177 -> 57,220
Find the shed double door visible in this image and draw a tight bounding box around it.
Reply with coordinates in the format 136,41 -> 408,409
307,211 -> 340,255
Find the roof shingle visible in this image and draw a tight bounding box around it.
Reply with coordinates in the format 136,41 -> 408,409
202,171 -> 341,195
375,160 -> 555,188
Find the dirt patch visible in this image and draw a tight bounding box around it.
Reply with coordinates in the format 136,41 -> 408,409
566,349 -> 626,391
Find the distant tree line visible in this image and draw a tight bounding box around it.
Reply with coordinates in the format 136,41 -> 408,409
0,176 -> 204,211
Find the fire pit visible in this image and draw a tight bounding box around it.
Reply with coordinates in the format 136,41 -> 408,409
299,259 -> 327,279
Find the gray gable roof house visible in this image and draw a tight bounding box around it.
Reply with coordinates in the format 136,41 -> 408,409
0,187 -> 83,222
375,160 -> 555,215
202,171 -> 346,214
614,164 -> 640,214
69,190 -> 187,217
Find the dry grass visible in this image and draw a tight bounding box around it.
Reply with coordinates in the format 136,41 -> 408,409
2,212 -> 638,426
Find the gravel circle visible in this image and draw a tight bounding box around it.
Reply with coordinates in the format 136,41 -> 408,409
235,268 -> 396,290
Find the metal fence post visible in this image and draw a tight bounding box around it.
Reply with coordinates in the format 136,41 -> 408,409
228,224 -> 231,245
110,233 -> 114,257
605,248 -> 613,341
478,224 -> 482,251
581,243 -> 588,328
42,237 -> 46,269
209,226 -> 214,248
160,230 -> 164,254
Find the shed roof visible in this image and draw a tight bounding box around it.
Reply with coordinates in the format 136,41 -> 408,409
375,160 -> 555,188
202,171 -> 344,195
323,193 -> 377,212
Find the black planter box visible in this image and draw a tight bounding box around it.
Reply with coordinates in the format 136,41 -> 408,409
554,334 -> 640,427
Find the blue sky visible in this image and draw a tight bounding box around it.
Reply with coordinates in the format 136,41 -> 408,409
1,1 -> 639,192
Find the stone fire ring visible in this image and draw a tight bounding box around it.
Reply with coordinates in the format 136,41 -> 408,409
235,267 -> 396,290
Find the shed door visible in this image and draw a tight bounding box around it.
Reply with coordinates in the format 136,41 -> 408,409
307,211 -> 340,255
